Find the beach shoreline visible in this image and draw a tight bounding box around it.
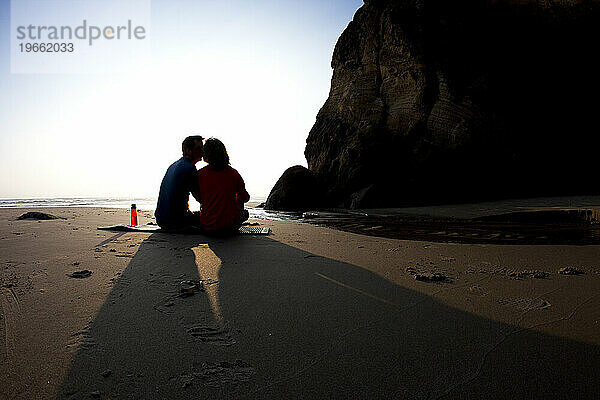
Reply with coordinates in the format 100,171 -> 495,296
1,207 -> 599,399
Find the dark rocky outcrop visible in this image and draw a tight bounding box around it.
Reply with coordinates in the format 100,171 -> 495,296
17,212 -> 60,220
265,166 -> 324,211
270,0 -> 600,210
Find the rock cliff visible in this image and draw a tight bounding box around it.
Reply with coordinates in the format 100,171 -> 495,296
268,0 -> 600,210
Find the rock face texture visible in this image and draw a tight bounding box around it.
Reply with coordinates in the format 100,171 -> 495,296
272,0 -> 600,209
265,166 -> 324,211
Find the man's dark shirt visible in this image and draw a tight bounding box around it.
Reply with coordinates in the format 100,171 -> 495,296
155,157 -> 199,228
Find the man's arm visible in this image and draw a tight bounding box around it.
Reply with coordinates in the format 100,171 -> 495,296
188,168 -> 202,205
191,189 -> 202,204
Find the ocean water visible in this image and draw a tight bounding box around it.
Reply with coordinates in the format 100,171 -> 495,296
0,197 -> 296,221
0,197 -> 159,210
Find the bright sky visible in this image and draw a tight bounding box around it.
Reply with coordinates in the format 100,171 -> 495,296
0,0 -> 362,200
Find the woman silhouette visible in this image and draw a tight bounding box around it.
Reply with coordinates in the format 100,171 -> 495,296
196,138 -> 250,234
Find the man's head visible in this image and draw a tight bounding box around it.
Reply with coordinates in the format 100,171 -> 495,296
182,135 -> 204,164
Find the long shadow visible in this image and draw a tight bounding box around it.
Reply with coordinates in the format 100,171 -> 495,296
59,232 -> 600,399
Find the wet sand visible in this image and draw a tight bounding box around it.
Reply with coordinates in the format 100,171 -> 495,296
311,209 -> 600,245
1,207 -> 599,399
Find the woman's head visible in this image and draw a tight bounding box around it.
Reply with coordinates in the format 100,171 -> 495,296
202,138 -> 230,171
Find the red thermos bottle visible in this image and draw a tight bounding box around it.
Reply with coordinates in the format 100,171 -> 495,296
130,204 -> 138,227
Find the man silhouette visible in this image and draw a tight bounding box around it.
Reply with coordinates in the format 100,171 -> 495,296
155,135 -> 203,230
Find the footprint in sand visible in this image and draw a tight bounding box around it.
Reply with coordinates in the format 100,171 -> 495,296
186,325 -> 236,346
1,284 -> 22,358
498,297 -> 552,310
66,325 -> 95,352
558,267 -> 584,275
153,295 -> 178,314
175,360 -> 254,388
67,270 -> 92,279
467,285 -> 487,296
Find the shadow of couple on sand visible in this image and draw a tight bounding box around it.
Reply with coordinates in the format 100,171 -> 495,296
59,231 -> 600,399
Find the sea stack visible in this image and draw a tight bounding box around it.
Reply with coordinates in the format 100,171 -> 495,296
267,0 -> 600,210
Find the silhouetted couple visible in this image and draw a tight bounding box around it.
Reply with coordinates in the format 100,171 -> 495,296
155,135 -> 250,234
